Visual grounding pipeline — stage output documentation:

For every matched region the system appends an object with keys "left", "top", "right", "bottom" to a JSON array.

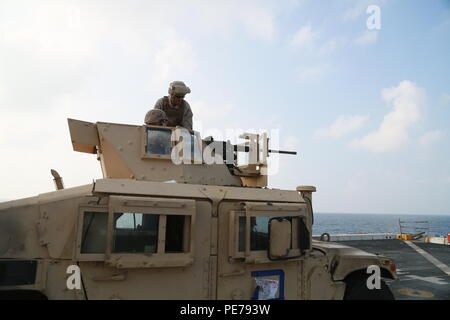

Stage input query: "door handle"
[
  {"left": 220, "top": 270, "right": 245, "bottom": 278},
  {"left": 92, "top": 273, "right": 127, "bottom": 281}
]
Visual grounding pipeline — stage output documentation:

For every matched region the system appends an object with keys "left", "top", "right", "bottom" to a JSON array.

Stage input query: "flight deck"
[{"left": 338, "top": 239, "right": 450, "bottom": 300}]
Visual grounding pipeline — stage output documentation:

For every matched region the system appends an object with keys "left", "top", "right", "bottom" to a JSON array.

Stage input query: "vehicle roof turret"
[{"left": 68, "top": 118, "right": 296, "bottom": 187}]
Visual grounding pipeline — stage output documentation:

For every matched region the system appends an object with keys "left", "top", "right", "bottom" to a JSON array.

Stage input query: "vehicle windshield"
[{"left": 146, "top": 128, "right": 172, "bottom": 155}]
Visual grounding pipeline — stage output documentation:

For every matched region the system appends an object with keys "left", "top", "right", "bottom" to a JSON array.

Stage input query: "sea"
[{"left": 313, "top": 213, "right": 450, "bottom": 237}]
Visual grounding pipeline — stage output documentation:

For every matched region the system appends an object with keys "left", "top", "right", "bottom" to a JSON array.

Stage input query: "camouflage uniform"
[
  {"left": 154, "top": 96, "right": 193, "bottom": 131},
  {"left": 150, "top": 81, "right": 193, "bottom": 131}
]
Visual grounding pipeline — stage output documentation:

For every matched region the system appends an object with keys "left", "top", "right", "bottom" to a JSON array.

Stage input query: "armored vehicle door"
[
  {"left": 75, "top": 195, "right": 214, "bottom": 299},
  {"left": 217, "top": 201, "right": 311, "bottom": 300}
]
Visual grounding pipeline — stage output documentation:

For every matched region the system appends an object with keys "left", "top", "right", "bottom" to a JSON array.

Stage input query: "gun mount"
[{"left": 68, "top": 119, "right": 296, "bottom": 188}]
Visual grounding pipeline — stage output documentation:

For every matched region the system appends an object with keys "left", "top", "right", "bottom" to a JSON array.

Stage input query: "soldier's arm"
[
  {"left": 183, "top": 102, "right": 193, "bottom": 131},
  {"left": 154, "top": 98, "right": 164, "bottom": 110},
  {"left": 144, "top": 98, "right": 164, "bottom": 124}
]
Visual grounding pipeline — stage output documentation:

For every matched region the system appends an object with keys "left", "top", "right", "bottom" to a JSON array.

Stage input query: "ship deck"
[{"left": 340, "top": 239, "right": 450, "bottom": 300}]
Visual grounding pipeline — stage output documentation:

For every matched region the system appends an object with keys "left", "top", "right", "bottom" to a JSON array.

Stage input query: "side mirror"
[{"left": 268, "top": 218, "right": 292, "bottom": 260}]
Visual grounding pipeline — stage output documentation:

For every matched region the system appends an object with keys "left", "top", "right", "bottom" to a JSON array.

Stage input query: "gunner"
[{"left": 148, "top": 81, "right": 193, "bottom": 131}]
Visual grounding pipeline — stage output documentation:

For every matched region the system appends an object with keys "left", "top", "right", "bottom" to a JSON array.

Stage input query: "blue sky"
[{"left": 0, "top": 0, "right": 449, "bottom": 214}]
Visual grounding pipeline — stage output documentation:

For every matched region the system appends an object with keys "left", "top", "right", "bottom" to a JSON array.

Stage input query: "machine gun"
[
  {"left": 203, "top": 133, "right": 297, "bottom": 186},
  {"left": 204, "top": 133, "right": 297, "bottom": 165}
]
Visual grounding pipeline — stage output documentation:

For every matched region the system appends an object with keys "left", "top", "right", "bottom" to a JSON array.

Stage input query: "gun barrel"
[
  {"left": 234, "top": 145, "right": 250, "bottom": 152},
  {"left": 268, "top": 149, "right": 297, "bottom": 155}
]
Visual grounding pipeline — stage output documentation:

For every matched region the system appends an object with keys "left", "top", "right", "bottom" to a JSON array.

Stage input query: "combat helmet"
[
  {"left": 144, "top": 109, "right": 169, "bottom": 125},
  {"left": 168, "top": 81, "right": 191, "bottom": 97}
]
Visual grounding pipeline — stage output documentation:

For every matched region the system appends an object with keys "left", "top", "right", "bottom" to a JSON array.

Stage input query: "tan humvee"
[{"left": 0, "top": 119, "right": 397, "bottom": 300}]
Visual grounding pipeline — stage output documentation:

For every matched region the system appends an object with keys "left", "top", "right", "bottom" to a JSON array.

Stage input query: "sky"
[{"left": 0, "top": 0, "right": 449, "bottom": 215}]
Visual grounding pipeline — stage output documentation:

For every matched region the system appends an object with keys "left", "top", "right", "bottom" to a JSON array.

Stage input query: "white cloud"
[
  {"left": 352, "top": 80, "right": 426, "bottom": 153},
  {"left": 0, "top": 0, "right": 292, "bottom": 113},
  {"left": 343, "top": 171, "right": 371, "bottom": 200},
  {"left": 418, "top": 130, "right": 445, "bottom": 148},
  {"left": 441, "top": 93, "right": 450, "bottom": 105},
  {"left": 343, "top": 6, "right": 364, "bottom": 21},
  {"left": 0, "top": 4, "right": 99, "bottom": 110},
  {"left": 354, "top": 30, "right": 378, "bottom": 46},
  {"left": 319, "top": 39, "right": 338, "bottom": 55},
  {"left": 186, "top": 0, "right": 288, "bottom": 42},
  {"left": 241, "top": 7, "right": 275, "bottom": 42},
  {"left": 0, "top": 3, "right": 98, "bottom": 63},
  {"left": 153, "top": 39, "right": 197, "bottom": 83},
  {"left": 192, "top": 101, "right": 235, "bottom": 123},
  {"left": 0, "top": 85, "right": 6, "bottom": 101},
  {"left": 283, "top": 135, "right": 299, "bottom": 151},
  {"left": 299, "top": 64, "right": 330, "bottom": 81},
  {"left": 315, "top": 115, "right": 369, "bottom": 139},
  {"left": 289, "top": 24, "right": 343, "bottom": 57},
  {"left": 289, "top": 24, "right": 318, "bottom": 49},
  {"left": 0, "top": 107, "right": 103, "bottom": 200},
  {"left": 343, "top": 0, "right": 386, "bottom": 21}
]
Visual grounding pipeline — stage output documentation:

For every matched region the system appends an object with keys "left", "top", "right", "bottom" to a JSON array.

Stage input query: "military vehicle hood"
[{"left": 312, "top": 240, "right": 397, "bottom": 281}]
